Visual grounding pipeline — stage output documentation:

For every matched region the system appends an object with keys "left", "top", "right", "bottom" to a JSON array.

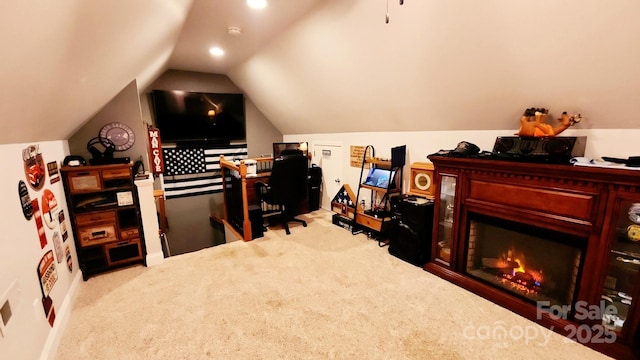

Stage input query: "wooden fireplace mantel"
[{"left": 425, "top": 155, "right": 640, "bottom": 359}]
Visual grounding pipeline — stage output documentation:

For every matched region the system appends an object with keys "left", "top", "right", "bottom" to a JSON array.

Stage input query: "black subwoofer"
[
  {"left": 388, "top": 196, "right": 434, "bottom": 267},
  {"left": 308, "top": 165, "right": 322, "bottom": 211},
  {"left": 249, "top": 205, "right": 264, "bottom": 239}
]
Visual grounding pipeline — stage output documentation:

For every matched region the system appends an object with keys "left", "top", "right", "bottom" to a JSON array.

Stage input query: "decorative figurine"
[{"left": 516, "top": 107, "right": 582, "bottom": 137}]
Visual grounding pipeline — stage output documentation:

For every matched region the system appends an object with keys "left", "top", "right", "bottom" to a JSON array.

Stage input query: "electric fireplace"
[
  {"left": 465, "top": 214, "right": 585, "bottom": 316},
  {"left": 425, "top": 155, "right": 640, "bottom": 359}
]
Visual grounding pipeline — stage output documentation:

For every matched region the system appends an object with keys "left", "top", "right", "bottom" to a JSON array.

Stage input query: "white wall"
[
  {"left": 68, "top": 80, "right": 150, "bottom": 171},
  {"left": 286, "top": 128, "right": 640, "bottom": 200},
  {"left": 0, "top": 141, "right": 80, "bottom": 360}
]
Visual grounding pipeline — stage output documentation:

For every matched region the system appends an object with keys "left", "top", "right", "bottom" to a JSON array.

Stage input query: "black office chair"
[{"left": 256, "top": 151, "right": 308, "bottom": 235}]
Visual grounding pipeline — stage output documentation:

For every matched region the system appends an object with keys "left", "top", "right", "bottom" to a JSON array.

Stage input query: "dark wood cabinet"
[
  {"left": 61, "top": 163, "right": 145, "bottom": 280},
  {"left": 425, "top": 155, "right": 640, "bottom": 359}
]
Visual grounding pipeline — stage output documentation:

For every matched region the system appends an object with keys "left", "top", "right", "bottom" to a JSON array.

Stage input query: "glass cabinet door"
[
  {"left": 599, "top": 197, "right": 640, "bottom": 341},
  {"left": 436, "top": 175, "right": 456, "bottom": 266}
]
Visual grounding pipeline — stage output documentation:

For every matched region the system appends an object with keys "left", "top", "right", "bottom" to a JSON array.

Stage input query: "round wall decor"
[{"left": 99, "top": 122, "right": 135, "bottom": 151}]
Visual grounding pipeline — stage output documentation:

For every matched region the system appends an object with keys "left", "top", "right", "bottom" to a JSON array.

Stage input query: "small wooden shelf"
[
  {"left": 359, "top": 184, "right": 400, "bottom": 193},
  {"left": 366, "top": 157, "right": 392, "bottom": 168}
]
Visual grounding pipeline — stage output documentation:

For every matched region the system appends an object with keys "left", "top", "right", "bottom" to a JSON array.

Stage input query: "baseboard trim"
[
  {"left": 146, "top": 251, "right": 165, "bottom": 267},
  {"left": 39, "top": 271, "right": 82, "bottom": 360}
]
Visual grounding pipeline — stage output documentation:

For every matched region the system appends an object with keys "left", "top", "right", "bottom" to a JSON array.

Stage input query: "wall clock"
[
  {"left": 99, "top": 122, "right": 135, "bottom": 151},
  {"left": 408, "top": 162, "right": 435, "bottom": 198}
]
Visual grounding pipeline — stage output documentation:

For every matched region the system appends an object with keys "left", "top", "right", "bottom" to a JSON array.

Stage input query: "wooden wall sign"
[
  {"left": 147, "top": 127, "right": 164, "bottom": 174},
  {"left": 350, "top": 145, "right": 372, "bottom": 168}
]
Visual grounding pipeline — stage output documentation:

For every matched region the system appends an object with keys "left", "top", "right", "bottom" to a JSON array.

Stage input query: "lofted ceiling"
[
  {"left": 1, "top": 0, "right": 640, "bottom": 145},
  {"left": 168, "top": 0, "right": 323, "bottom": 75}
]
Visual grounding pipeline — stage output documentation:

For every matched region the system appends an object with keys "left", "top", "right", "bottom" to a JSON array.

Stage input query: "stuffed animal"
[{"left": 516, "top": 107, "right": 581, "bottom": 137}]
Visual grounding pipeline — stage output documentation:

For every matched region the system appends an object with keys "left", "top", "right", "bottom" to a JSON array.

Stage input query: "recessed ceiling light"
[
  {"left": 209, "top": 47, "right": 224, "bottom": 57},
  {"left": 247, "top": 0, "right": 267, "bottom": 9}
]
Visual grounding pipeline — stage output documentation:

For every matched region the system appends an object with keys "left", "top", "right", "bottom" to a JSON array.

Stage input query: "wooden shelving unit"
[
  {"left": 61, "top": 163, "right": 145, "bottom": 280},
  {"left": 352, "top": 146, "right": 405, "bottom": 243}
]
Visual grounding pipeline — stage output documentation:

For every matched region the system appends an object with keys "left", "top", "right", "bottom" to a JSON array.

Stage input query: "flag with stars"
[
  {"left": 163, "top": 147, "right": 206, "bottom": 176},
  {"left": 332, "top": 185, "right": 355, "bottom": 208},
  {"left": 162, "top": 143, "right": 247, "bottom": 199}
]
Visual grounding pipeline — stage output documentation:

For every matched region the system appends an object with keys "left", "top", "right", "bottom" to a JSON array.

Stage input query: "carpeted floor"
[{"left": 55, "top": 210, "right": 612, "bottom": 359}]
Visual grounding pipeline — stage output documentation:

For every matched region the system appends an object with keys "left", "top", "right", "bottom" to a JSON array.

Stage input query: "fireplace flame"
[
  {"left": 500, "top": 250, "right": 544, "bottom": 293},
  {"left": 512, "top": 258, "right": 525, "bottom": 276}
]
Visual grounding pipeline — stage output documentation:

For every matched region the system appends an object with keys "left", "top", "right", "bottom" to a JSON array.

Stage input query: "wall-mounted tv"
[
  {"left": 273, "top": 142, "right": 308, "bottom": 158},
  {"left": 150, "top": 90, "right": 246, "bottom": 144}
]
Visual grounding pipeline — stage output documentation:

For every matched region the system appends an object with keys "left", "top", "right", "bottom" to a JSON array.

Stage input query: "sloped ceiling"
[
  {"left": 228, "top": 0, "right": 640, "bottom": 134},
  {"left": 169, "top": 0, "right": 323, "bottom": 75},
  {"left": 1, "top": 0, "right": 640, "bottom": 145},
  {"left": 0, "top": 0, "right": 192, "bottom": 144}
]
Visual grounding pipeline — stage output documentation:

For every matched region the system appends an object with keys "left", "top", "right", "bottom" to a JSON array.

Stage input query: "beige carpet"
[{"left": 55, "top": 210, "right": 611, "bottom": 359}]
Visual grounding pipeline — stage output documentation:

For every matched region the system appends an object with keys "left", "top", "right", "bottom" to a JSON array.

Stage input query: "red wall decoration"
[{"left": 147, "top": 127, "right": 164, "bottom": 174}]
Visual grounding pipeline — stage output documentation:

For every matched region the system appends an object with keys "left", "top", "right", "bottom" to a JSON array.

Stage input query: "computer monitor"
[
  {"left": 273, "top": 142, "right": 308, "bottom": 159},
  {"left": 363, "top": 168, "right": 396, "bottom": 189},
  {"left": 391, "top": 145, "right": 406, "bottom": 169}
]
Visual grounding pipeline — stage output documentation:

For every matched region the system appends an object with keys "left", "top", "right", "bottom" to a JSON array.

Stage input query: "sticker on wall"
[
  {"left": 22, "top": 144, "right": 46, "bottom": 191},
  {"left": 65, "top": 244, "right": 73, "bottom": 272},
  {"left": 58, "top": 210, "right": 68, "bottom": 241},
  {"left": 37, "top": 250, "right": 58, "bottom": 327},
  {"left": 31, "top": 199, "right": 47, "bottom": 248},
  {"left": 47, "top": 161, "right": 60, "bottom": 184},
  {"left": 18, "top": 180, "right": 33, "bottom": 220},
  {"left": 41, "top": 189, "right": 58, "bottom": 229},
  {"left": 52, "top": 231, "right": 63, "bottom": 264}
]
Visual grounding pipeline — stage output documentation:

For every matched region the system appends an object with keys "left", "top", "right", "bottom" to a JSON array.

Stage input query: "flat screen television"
[
  {"left": 150, "top": 90, "right": 246, "bottom": 144},
  {"left": 273, "top": 142, "right": 308, "bottom": 158},
  {"left": 363, "top": 168, "right": 396, "bottom": 189}
]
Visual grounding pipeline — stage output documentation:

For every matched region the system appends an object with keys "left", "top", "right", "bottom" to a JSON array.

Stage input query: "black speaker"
[
  {"left": 388, "top": 196, "right": 434, "bottom": 267},
  {"left": 492, "top": 136, "right": 586, "bottom": 163},
  {"left": 87, "top": 137, "right": 115, "bottom": 159},
  {"left": 249, "top": 205, "right": 264, "bottom": 239},
  {"left": 308, "top": 165, "right": 322, "bottom": 211}
]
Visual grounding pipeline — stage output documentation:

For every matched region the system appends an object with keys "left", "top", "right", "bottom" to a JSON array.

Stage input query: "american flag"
[
  {"left": 332, "top": 185, "right": 355, "bottom": 207},
  {"left": 162, "top": 143, "right": 247, "bottom": 199}
]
